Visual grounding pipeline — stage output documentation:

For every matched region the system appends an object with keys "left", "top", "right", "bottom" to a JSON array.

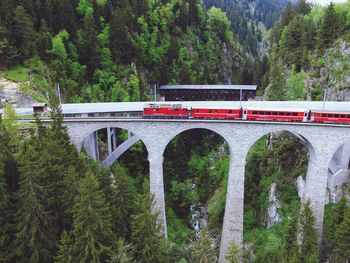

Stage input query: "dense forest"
[
  {"left": 0, "top": 0, "right": 254, "bottom": 103},
  {"left": 1, "top": 0, "right": 350, "bottom": 262}
]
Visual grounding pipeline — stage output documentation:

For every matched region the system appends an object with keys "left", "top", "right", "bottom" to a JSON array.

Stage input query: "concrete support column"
[
  {"left": 303, "top": 158, "right": 329, "bottom": 243},
  {"left": 340, "top": 142, "right": 350, "bottom": 169},
  {"left": 219, "top": 150, "right": 246, "bottom": 262},
  {"left": 83, "top": 131, "right": 99, "bottom": 160},
  {"left": 112, "top": 128, "right": 117, "bottom": 151},
  {"left": 107, "top": 127, "right": 112, "bottom": 155},
  {"left": 148, "top": 152, "right": 167, "bottom": 238}
]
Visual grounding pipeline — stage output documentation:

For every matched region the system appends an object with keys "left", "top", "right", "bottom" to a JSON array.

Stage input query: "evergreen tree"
[
  {"left": 225, "top": 241, "right": 241, "bottom": 263},
  {"left": 267, "top": 59, "right": 285, "bottom": 100},
  {"left": 294, "top": 0, "right": 311, "bottom": 15},
  {"left": 78, "top": 12, "right": 99, "bottom": 78},
  {"left": 54, "top": 230, "right": 73, "bottom": 263},
  {"left": 191, "top": 228, "right": 216, "bottom": 263},
  {"left": 334, "top": 206, "right": 350, "bottom": 262},
  {"left": 15, "top": 139, "right": 54, "bottom": 262},
  {"left": 281, "top": 2, "right": 295, "bottom": 27},
  {"left": 0, "top": 125, "right": 9, "bottom": 262},
  {"left": 109, "top": 239, "right": 135, "bottom": 263},
  {"left": 131, "top": 179, "right": 165, "bottom": 263},
  {"left": 299, "top": 201, "right": 319, "bottom": 263},
  {"left": 72, "top": 171, "right": 113, "bottom": 262},
  {"left": 12, "top": 5, "right": 36, "bottom": 61},
  {"left": 111, "top": 165, "right": 134, "bottom": 240},
  {"left": 0, "top": 106, "right": 20, "bottom": 262},
  {"left": 319, "top": 3, "right": 337, "bottom": 48},
  {"left": 283, "top": 214, "right": 299, "bottom": 262}
]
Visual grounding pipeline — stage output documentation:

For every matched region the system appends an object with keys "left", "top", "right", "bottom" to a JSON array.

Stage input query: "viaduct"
[{"left": 17, "top": 101, "right": 350, "bottom": 262}]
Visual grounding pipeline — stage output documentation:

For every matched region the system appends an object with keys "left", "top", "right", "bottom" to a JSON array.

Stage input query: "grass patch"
[
  {"left": 0, "top": 66, "right": 30, "bottom": 82},
  {"left": 20, "top": 83, "right": 47, "bottom": 103}
]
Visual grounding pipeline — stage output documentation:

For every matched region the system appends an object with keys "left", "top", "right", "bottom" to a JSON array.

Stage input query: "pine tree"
[
  {"left": 0, "top": 137, "right": 9, "bottom": 262},
  {"left": 225, "top": 241, "right": 241, "bottom": 263},
  {"left": 267, "top": 60, "right": 285, "bottom": 101},
  {"left": 284, "top": 214, "right": 299, "bottom": 262},
  {"left": 131, "top": 179, "right": 166, "bottom": 263},
  {"left": 111, "top": 165, "right": 134, "bottom": 240},
  {"left": 191, "top": 228, "right": 216, "bottom": 263},
  {"left": 334, "top": 206, "right": 350, "bottom": 262},
  {"left": 54, "top": 230, "right": 73, "bottom": 263},
  {"left": 281, "top": 2, "right": 295, "bottom": 27},
  {"left": 15, "top": 140, "right": 54, "bottom": 262},
  {"left": 12, "top": 5, "right": 36, "bottom": 61},
  {"left": 109, "top": 239, "right": 135, "bottom": 263},
  {"left": 299, "top": 201, "right": 319, "bottom": 263},
  {"left": 294, "top": 0, "right": 311, "bottom": 15},
  {"left": 319, "top": 2, "right": 337, "bottom": 48},
  {"left": 72, "top": 171, "right": 113, "bottom": 262}
]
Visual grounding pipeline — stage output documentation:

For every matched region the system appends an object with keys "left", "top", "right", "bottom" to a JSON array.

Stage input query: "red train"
[{"left": 143, "top": 104, "right": 350, "bottom": 124}]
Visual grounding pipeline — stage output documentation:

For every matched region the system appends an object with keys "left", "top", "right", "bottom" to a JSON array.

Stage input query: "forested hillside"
[
  {"left": 263, "top": 1, "right": 350, "bottom": 100},
  {"left": 0, "top": 0, "right": 251, "bottom": 103},
  {"left": 202, "top": 0, "right": 288, "bottom": 56},
  {"left": 1, "top": 0, "right": 350, "bottom": 262}
]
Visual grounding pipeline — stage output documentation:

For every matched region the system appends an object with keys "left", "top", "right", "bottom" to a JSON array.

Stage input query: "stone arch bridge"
[{"left": 58, "top": 117, "right": 350, "bottom": 262}]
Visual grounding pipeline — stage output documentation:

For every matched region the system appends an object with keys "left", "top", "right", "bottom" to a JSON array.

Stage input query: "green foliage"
[
  {"left": 110, "top": 164, "right": 134, "bottom": 240},
  {"left": 225, "top": 241, "right": 241, "bottom": 263},
  {"left": 109, "top": 239, "right": 135, "bottom": 263},
  {"left": 285, "top": 67, "right": 306, "bottom": 100},
  {"left": 190, "top": 228, "right": 216, "bottom": 263},
  {"left": 54, "top": 231, "right": 73, "bottom": 263},
  {"left": 166, "top": 208, "right": 192, "bottom": 247},
  {"left": 15, "top": 139, "right": 54, "bottom": 262},
  {"left": 72, "top": 171, "right": 113, "bottom": 262},
  {"left": 131, "top": 179, "right": 166, "bottom": 263},
  {"left": 334, "top": 205, "right": 350, "bottom": 261},
  {"left": 299, "top": 201, "right": 319, "bottom": 263},
  {"left": 51, "top": 30, "right": 70, "bottom": 60}
]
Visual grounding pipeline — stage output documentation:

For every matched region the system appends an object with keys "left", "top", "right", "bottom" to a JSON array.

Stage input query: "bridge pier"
[
  {"left": 219, "top": 147, "right": 248, "bottom": 263},
  {"left": 83, "top": 131, "right": 99, "bottom": 160},
  {"left": 303, "top": 141, "right": 338, "bottom": 244},
  {"left": 148, "top": 152, "right": 167, "bottom": 237}
]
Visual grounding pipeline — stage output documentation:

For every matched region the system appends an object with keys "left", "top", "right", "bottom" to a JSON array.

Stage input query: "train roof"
[
  {"left": 191, "top": 106, "right": 241, "bottom": 109},
  {"left": 160, "top": 85, "right": 258, "bottom": 91},
  {"left": 6, "top": 101, "right": 350, "bottom": 116},
  {"left": 310, "top": 109, "right": 350, "bottom": 113},
  {"left": 243, "top": 107, "right": 308, "bottom": 112}
]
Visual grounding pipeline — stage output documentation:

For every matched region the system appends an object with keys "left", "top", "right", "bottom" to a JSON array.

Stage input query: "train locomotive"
[{"left": 142, "top": 104, "right": 350, "bottom": 124}]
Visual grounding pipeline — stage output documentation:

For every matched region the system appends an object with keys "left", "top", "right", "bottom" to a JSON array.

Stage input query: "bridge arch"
[
  {"left": 327, "top": 140, "right": 350, "bottom": 203},
  {"left": 80, "top": 125, "right": 147, "bottom": 160},
  {"left": 162, "top": 128, "right": 232, "bottom": 245}
]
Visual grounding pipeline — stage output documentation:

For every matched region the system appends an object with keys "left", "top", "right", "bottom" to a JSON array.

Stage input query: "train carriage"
[
  {"left": 243, "top": 108, "right": 308, "bottom": 122},
  {"left": 310, "top": 110, "right": 350, "bottom": 124},
  {"left": 191, "top": 107, "right": 241, "bottom": 119}
]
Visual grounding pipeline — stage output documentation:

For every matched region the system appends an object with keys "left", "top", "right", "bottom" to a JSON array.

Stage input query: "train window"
[
  {"left": 341, "top": 115, "right": 345, "bottom": 118},
  {"left": 334, "top": 114, "right": 339, "bottom": 118},
  {"left": 253, "top": 111, "right": 257, "bottom": 114},
  {"left": 293, "top": 113, "right": 297, "bottom": 116},
  {"left": 153, "top": 109, "right": 158, "bottom": 112},
  {"left": 273, "top": 112, "right": 277, "bottom": 115},
  {"left": 228, "top": 110, "right": 232, "bottom": 113},
  {"left": 286, "top": 112, "right": 291, "bottom": 116},
  {"left": 322, "top": 114, "right": 326, "bottom": 117},
  {"left": 260, "top": 112, "right": 264, "bottom": 115}
]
